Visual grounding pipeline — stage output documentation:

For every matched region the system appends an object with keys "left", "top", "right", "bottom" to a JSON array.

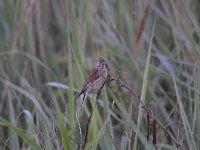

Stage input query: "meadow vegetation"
[{"left": 0, "top": 0, "right": 200, "bottom": 149}]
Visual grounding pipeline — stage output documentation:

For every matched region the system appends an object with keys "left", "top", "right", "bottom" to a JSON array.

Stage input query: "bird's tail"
[{"left": 81, "top": 93, "right": 88, "bottom": 106}]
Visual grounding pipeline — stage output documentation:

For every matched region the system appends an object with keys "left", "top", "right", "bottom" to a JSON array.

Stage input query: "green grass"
[{"left": 0, "top": 0, "right": 200, "bottom": 150}]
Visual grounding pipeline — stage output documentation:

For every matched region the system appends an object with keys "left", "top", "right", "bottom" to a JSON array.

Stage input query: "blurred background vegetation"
[{"left": 0, "top": 0, "right": 200, "bottom": 149}]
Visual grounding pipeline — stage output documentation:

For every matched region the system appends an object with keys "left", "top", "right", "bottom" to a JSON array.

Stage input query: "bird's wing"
[
  {"left": 86, "top": 69, "right": 100, "bottom": 83},
  {"left": 76, "top": 69, "right": 100, "bottom": 99}
]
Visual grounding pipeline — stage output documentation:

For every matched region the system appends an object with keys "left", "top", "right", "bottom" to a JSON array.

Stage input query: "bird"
[{"left": 76, "top": 57, "right": 108, "bottom": 105}]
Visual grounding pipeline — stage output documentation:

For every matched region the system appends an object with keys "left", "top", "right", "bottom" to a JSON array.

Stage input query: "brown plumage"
[{"left": 76, "top": 57, "right": 108, "bottom": 105}]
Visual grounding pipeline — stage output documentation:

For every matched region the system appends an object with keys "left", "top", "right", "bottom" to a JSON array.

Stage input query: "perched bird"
[{"left": 76, "top": 57, "right": 108, "bottom": 105}]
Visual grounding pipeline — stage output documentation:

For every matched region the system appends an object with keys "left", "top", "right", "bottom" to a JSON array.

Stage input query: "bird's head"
[{"left": 94, "top": 57, "right": 107, "bottom": 70}]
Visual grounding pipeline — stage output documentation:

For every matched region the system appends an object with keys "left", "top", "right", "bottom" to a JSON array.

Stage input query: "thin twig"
[
  {"left": 153, "top": 119, "right": 157, "bottom": 145},
  {"left": 81, "top": 113, "right": 92, "bottom": 149},
  {"left": 80, "top": 93, "right": 100, "bottom": 149},
  {"left": 106, "top": 77, "right": 182, "bottom": 148},
  {"left": 155, "top": 117, "right": 181, "bottom": 149},
  {"left": 107, "top": 77, "right": 151, "bottom": 114},
  {"left": 96, "top": 79, "right": 107, "bottom": 100},
  {"left": 147, "top": 114, "right": 150, "bottom": 141}
]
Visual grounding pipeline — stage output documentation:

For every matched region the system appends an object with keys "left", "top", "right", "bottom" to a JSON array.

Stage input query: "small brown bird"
[{"left": 76, "top": 57, "right": 108, "bottom": 105}]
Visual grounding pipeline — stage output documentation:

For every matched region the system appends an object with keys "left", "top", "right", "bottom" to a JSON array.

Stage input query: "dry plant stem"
[
  {"left": 147, "top": 114, "right": 150, "bottom": 141},
  {"left": 96, "top": 80, "right": 107, "bottom": 100},
  {"left": 155, "top": 118, "right": 182, "bottom": 149},
  {"left": 81, "top": 112, "right": 92, "bottom": 149},
  {"left": 106, "top": 77, "right": 182, "bottom": 148},
  {"left": 128, "top": 101, "right": 134, "bottom": 149},
  {"left": 153, "top": 119, "right": 157, "bottom": 145},
  {"left": 80, "top": 98, "right": 99, "bottom": 149}
]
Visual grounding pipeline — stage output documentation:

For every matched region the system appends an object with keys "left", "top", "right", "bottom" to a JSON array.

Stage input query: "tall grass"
[{"left": 0, "top": 0, "right": 199, "bottom": 150}]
